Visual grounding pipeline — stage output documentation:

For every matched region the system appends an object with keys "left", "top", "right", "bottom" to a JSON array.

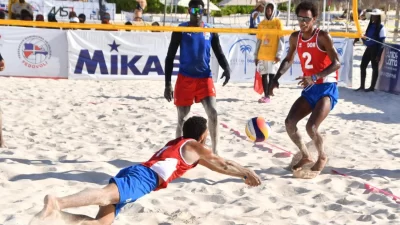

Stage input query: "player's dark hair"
[
  {"left": 188, "top": 0, "right": 205, "bottom": 8},
  {"left": 295, "top": 1, "right": 318, "bottom": 18},
  {"left": 183, "top": 116, "right": 207, "bottom": 141}
]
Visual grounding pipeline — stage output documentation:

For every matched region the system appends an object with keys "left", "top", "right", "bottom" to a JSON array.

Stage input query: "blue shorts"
[
  {"left": 301, "top": 83, "right": 339, "bottom": 110},
  {"left": 109, "top": 164, "right": 159, "bottom": 216}
]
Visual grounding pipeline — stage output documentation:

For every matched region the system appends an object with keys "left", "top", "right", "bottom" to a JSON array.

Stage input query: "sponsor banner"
[
  {"left": 42, "top": 1, "right": 116, "bottom": 22},
  {"left": 0, "top": 26, "right": 68, "bottom": 78},
  {"left": 0, "top": 0, "right": 116, "bottom": 21},
  {"left": 67, "top": 30, "right": 180, "bottom": 80},
  {"left": 377, "top": 44, "right": 400, "bottom": 94},
  {"left": 214, "top": 34, "right": 353, "bottom": 86}
]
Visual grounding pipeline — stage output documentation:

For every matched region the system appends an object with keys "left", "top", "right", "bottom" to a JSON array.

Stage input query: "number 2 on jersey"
[{"left": 302, "top": 52, "right": 313, "bottom": 69}]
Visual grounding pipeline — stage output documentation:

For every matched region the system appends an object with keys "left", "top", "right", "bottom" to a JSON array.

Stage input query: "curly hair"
[
  {"left": 183, "top": 116, "right": 207, "bottom": 141},
  {"left": 188, "top": 0, "right": 205, "bottom": 8},
  {"left": 295, "top": 1, "right": 318, "bottom": 18}
]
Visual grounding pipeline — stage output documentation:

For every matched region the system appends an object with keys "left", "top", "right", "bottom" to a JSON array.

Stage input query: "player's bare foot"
[
  {"left": 292, "top": 157, "right": 314, "bottom": 171},
  {"left": 310, "top": 156, "right": 328, "bottom": 171},
  {"left": 39, "top": 195, "right": 60, "bottom": 219}
]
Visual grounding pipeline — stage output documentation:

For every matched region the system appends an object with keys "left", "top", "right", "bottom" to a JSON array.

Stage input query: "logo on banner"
[
  {"left": 333, "top": 42, "right": 344, "bottom": 56},
  {"left": 74, "top": 39, "right": 179, "bottom": 75},
  {"left": 18, "top": 35, "right": 51, "bottom": 69},
  {"left": 228, "top": 39, "right": 256, "bottom": 74}
]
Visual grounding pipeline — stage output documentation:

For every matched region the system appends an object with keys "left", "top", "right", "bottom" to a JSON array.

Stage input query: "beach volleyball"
[{"left": 245, "top": 117, "right": 272, "bottom": 142}]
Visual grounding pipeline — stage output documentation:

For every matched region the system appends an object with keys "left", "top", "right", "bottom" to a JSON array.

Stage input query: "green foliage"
[
  {"left": 210, "top": 5, "right": 254, "bottom": 16},
  {"left": 277, "top": 2, "right": 295, "bottom": 12},
  {"left": 106, "top": 0, "right": 187, "bottom": 13}
]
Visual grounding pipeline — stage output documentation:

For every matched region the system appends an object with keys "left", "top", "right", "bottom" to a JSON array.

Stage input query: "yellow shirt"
[{"left": 256, "top": 18, "right": 283, "bottom": 61}]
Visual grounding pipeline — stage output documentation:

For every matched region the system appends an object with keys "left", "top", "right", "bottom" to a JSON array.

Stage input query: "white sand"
[{"left": 0, "top": 44, "right": 399, "bottom": 225}]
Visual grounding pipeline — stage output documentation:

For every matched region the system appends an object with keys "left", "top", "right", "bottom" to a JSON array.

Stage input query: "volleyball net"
[{"left": 0, "top": 0, "right": 370, "bottom": 39}]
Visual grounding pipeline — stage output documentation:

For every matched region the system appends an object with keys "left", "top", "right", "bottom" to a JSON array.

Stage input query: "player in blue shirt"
[{"left": 164, "top": 0, "right": 230, "bottom": 155}]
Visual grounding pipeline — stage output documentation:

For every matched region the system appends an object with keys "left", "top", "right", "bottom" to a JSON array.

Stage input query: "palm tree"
[{"left": 240, "top": 44, "right": 252, "bottom": 74}]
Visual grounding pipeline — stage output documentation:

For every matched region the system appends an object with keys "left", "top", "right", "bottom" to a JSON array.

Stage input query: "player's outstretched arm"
[
  {"left": 315, "top": 31, "right": 341, "bottom": 79},
  {"left": 211, "top": 33, "right": 231, "bottom": 86},
  {"left": 185, "top": 141, "right": 261, "bottom": 187},
  {"left": 164, "top": 32, "right": 182, "bottom": 102}
]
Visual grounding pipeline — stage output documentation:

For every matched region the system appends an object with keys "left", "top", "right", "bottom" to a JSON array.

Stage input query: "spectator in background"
[
  {"left": 0, "top": 11, "right": 5, "bottom": 20},
  {"left": 48, "top": 13, "right": 57, "bottom": 22},
  {"left": 134, "top": 17, "right": 144, "bottom": 22},
  {"left": 152, "top": 21, "right": 160, "bottom": 32},
  {"left": 78, "top": 13, "right": 86, "bottom": 23},
  {"left": 70, "top": 17, "right": 79, "bottom": 23},
  {"left": 355, "top": 9, "right": 386, "bottom": 92},
  {"left": 134, "top": 0, "right": 146, "bottom": 23},
  {"left": 69, "top": 11, "right": 77, "bottom": 20},
  {"left": 11, "top": 0, "right": 33, "bottom": 19},
  {"left": 46, "top": 13, "right": 59, "bottom": 29},
  {"left": 254, "top": 1, "right": 284, "bottom": 103},
  {"left": 20, "top": 9, "right": 33, "bottom": 21},
  {"left": 101, "top": 12, "right": 111, "bottom": 24},
  {"left": 249, "top": 0, "right": 265, "bottom": 30},
  {"left": 35, "top": 14, "right": 44, "bottom": 21}
]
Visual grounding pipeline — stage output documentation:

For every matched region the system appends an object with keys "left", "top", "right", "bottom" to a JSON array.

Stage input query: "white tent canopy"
[{"left": 159, "top": 0, "right": 221, "bottom": 11}]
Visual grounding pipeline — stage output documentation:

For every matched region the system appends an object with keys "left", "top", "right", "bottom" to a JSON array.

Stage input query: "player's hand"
[
  {"left": 269, "top": 78, "right": 279, "bottom": 96},
  {"left": 274, "top": 57, "right": 280, "bottom": 64},
  {"left": 0, "top": 60, "right": 4, "bottom": 72},
  {"left": 255, "top": 59, "right": 259, "bottom": 66},
  {"left": 220, "top": 70, "right": 230, "bottom": 86},
  {"left": 243, "top": 169, "right": 261, "bottom": 187},
  {"left": 164, "top": 84, "right": 173, "bottom": 102},
  {"left": 296, "top": 76, "right": 314, "bottom": 88}
]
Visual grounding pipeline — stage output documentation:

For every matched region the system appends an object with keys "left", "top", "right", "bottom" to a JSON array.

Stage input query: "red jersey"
[
  {"left": 142, "top": 137, "right": 199, "bottom": 190},
  {"left": 296, "top": 28, "right": 338, "bottom": 84}
]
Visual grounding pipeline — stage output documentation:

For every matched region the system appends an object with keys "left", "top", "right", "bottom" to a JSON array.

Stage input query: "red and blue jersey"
[
  {"left": 142, "top": 137, "right": 199, "bottom": 190},
  {"left": 178, "top": 22, "right": 213, "bottom": 78}
]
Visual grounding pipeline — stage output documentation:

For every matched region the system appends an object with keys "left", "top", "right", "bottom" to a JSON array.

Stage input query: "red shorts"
[{"left": 174, "top": 74, "right": 216, "bottom": 106}]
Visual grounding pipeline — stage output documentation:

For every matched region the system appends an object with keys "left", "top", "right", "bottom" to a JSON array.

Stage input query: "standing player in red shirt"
[
  {"left": 269, "top": 1, "right": 341, "bottom": 178},
  {"left": 31, "top": 116, "right": 261, "bottom": 225}
]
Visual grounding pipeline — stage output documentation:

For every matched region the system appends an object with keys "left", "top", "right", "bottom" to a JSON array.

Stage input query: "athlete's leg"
[
  {"left": 34, "top": 196, "right": 115, "bottom": 225},
  {"left": 285, "top": 97, "right": 313, "bottom": 170},
  {"left": 38, "top": 183, "right": 119, "bottom": 218},
  {"left": 306, "top": 97, "right": 331, "bottom": 171},
  {"left": 176, "top": 106, "right": 191, "bottom": 138},
  {"left": 201, "top": 96, "right": 219, "bottom": 155},
  {"left": 174, "top": 74, "right": 195, "bottom": 138},
  {"left": 357, "top": 47, "right": 372, "bottom": 91}
]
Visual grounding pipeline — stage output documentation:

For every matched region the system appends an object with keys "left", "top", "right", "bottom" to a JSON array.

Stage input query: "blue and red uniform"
[
  {"left": 296, "top": 28, "right": 339, "bottom": 110},
  {"left": 164, "top": 22, "right": 229, "bottom": 106},
  {"left": 174, "top": 22, "right": 215, "bottom": 106},
  {"left": 109, "top": 137, "right": 198, "bottom": 216}
]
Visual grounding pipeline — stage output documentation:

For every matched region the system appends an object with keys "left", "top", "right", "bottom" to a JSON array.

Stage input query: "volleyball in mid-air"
[{"left": 245, "top": 117, "right": 272, "bottom": 142}]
